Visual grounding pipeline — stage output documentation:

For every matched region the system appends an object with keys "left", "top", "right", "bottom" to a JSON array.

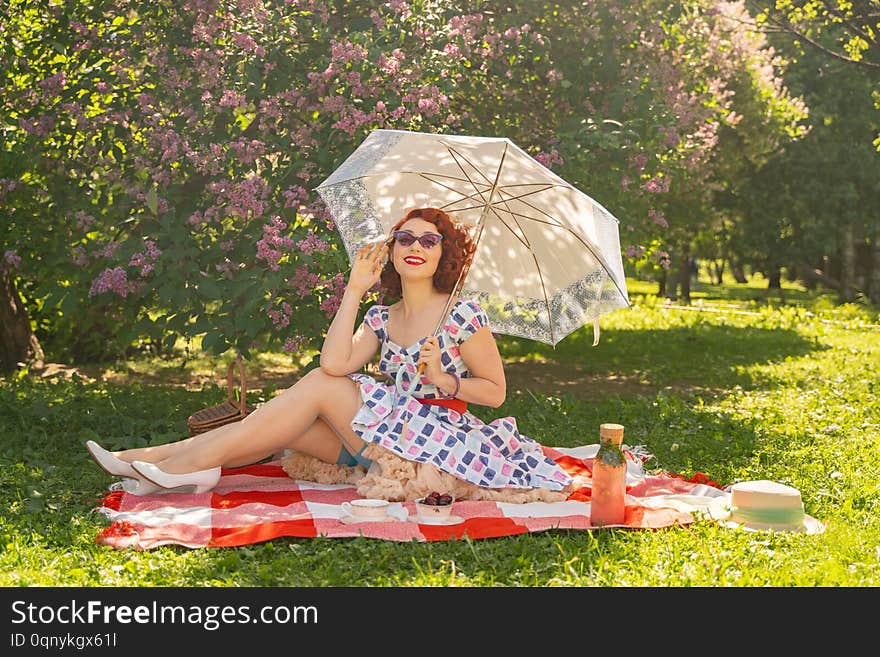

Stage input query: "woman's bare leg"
[
  {"left": 111, "top": 422, "right": 240, "bottom": 465},
  {"left": 132, "top": 368, "right": 367, "bottom": 474},
  {"left": 216, "top": 416, "right": 350, "bottom": 469}
]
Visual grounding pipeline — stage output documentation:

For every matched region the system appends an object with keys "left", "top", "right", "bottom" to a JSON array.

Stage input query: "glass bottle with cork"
[{"left": 590, "top": 423, "right": 626, "bottom": 526}]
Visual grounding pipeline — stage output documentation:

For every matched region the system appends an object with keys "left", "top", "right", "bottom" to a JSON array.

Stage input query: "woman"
[{"left": 85, "top": 207, "right": 572, "bottom": 495}]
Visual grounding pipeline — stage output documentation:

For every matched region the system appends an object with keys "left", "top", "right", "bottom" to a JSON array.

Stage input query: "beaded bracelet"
[{"left": 441, "top": 372, "right": 460, "bottom": 399}]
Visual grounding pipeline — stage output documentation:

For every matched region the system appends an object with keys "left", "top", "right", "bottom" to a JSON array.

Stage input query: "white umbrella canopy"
[{"left": 316, "top": 129, "right": 629, "bottom": 346}]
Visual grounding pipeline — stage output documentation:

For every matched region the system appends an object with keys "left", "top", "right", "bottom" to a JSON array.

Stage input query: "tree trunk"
[
  {"left": 730, "top": 260, "right": 748, "bottom": 284},
  {"left": 678, "top": 251, "right": 691, "bottom": 304},
  {"left": 664, "top": 263, "right": 678, "bottom": 299},
  {"left": 839, "top": 224, "right": 856, "bottom": 303},
  {"left": 713, "top": 259, "right": 724, "bottom": 285},
  {"left": 870, "top": 239, "right": 880, "bottom": 304},
  {"left": 763, "top": 267, "right": 786, "bottom": 303},
  {"left": 865, "top": 235, "right": 880, "bottom": 304},
  {"left": 0, "top": 270, "right": 44, "bottom": 373}
]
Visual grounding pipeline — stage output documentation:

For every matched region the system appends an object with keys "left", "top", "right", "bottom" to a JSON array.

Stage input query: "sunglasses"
[{"left": 392, "top": 230, "right": 443, "bottom": 249}]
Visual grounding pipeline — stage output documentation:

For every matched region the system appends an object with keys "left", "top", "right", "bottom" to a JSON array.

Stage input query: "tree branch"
[
  {"left": 772, "top": 20, "right": 880, "bottom": 68},
  {"left": 824, "top": 5, "right": 880, "bottom": 50},
  {"left": 743, "top": 2, "right": 880, "bottom": 69}
]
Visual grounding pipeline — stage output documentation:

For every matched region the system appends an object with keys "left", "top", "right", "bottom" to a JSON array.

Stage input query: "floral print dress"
[{"left": 348, "top": 298, "right": 573, "bottom": 491}]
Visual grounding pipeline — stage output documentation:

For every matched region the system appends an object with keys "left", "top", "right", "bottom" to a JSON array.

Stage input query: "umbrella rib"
[
  {"left": 494, "top": 187, "right": 572, "bottom": 228},
  {"left": 484, "top": 185, "right": 558, "bottom": 341},
  {"left": 530, "top": 249, "right": 555, "bottom": 345},
  {"left": 317, "top": 170, "right": 490, "bottom": 188},
  {"left": 445, "top": 148, "right": 497, "bottom": 208},
  {"left": 493, "top": 182, "right": 570, "bottom": 189},
  {"left": 514, "top": 210, "right": 629, "bottom": 303},
  {"left": 490, "top": 195, "right": 557, "bottom": 343},
  {"left": 438, "top": 183, "right": 565, "bottom": 228},
  {"left": 428, "top": 144, "right": 506, "bottom": 337},
  {"left": 491, "top": 190, "right": 618, "bottom": 267},
  {"left": 491, "top": 202, "right": 625, "bottom": 334},
  {"left": 484, "top": 205, "right": 531, "bottom": 249},
  {"left": 445, "top": 184, "right": 559, "bottom": 214},
  {"left": 410, "top": 172, "right": 569, "bottom": 201},
  {"left": 491, "top": 184, "right": 557, "bottom": 204},
  {"left": 488, "top": 185, "right": 566, "bottom": 245},
  {"left": 416, "top": 173, "right": 492, "bottom": 211},
  {"left": 437, "top": 141, "right": 520, "bottom": 224},
  {"left": 416, "top": 144, "right": 502, "bottom": 213},
  {"left": 488, "top": 208, "right": 564, "bottom": 227},
  {"left": 441, "top": 143, "right": 500, "bottom": 188},
  {"left": 409, "top": 171, "right": 492, "bottom": 186},
  {"left": 491, "top": 188, "right": 630, "bottom": 305},
  {"left": 447, "top": 178, "right": 595, "bottom": 254}
]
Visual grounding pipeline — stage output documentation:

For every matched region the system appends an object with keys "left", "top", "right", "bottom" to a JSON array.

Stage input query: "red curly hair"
[{"left": 379, "top": 207, "right": 477, "bottom": 301}]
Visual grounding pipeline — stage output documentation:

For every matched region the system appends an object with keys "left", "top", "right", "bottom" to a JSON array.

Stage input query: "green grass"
[{"left": 1, "top": 277, "right": 878, "bottom": 587}]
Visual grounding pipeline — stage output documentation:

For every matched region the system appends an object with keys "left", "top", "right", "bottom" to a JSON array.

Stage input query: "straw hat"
[{"left": 708, "top": 480, "right": 824, "bottom": 534}]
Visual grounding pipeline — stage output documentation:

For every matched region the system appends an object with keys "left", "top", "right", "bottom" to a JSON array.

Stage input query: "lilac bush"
[{"left": 0, "top": 0, "right": 804, "bottom": 363}]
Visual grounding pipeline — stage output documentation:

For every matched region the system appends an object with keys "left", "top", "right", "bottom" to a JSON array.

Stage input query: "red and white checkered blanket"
[{"left": 93, "top": 445, "right": 727, "bottom": 550}]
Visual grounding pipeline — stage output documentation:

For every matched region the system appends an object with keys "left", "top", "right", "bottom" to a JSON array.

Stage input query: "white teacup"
[
  {"left": 415, "top": 496, "right": 454, "bottom": 521},
  {"left": 342, "top": 498, "right": 390, "bottom": 519}
]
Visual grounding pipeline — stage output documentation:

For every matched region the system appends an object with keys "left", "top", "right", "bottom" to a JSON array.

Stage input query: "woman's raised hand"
[{"left": 348, "top": 240, "right": 389, "bottom": 295}]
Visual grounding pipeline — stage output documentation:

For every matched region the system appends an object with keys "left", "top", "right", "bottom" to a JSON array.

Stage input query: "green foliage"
[
  {"left": 718, "top": 22, "right": 880, "bottom": 296},
  {"left": 0, "top": 0, "right": 807, "bottom": 363},
  {"left": 747, "top": 0, "right": 880, "bottom": 151},
  {"left": 749, "top": 0, "right": 880, "bottom": 69},
  {"left": 1, "top": 282, "right": 877, "bottom": 587}
]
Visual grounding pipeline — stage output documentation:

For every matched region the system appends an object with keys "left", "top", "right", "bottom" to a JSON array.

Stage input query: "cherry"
[{"left": 420, "top": 491, "right": 452, "bottom": 506}]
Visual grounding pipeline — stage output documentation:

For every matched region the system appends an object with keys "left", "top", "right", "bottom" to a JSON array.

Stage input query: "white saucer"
[
  {"left": 340, "top": 515, "right": 391, "bottom": 525},
  {"left": 409, "top": 514, "right": 465, "bottom": 526},
  {"left": 339, "top": 508, "right": 408, "bottom": 524}
]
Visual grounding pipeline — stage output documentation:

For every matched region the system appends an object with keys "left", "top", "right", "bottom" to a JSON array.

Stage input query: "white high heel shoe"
[
  {"left": 108, "top": 478, "right": 166, "bottom": 496},
  {"left": 86, "top": 440, "right": 138, "bottom": 479},
  {"left": 130, "top": 461, "right": 221, "bottom": 494},
  {"left": 88, "top": 440, "right": 167, "bottom": 495}
]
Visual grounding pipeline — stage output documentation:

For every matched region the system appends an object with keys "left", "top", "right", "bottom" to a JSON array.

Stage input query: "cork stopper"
[{"left": 599, "top": 423, "right": 625, "bottom": 445}]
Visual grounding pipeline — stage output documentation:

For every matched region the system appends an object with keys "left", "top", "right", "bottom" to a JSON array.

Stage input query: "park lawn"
[{"left": 1, "top": 278, "right": 878, "bottom": 587}]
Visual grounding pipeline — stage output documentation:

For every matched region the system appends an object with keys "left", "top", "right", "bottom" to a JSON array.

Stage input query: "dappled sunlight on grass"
[
  {"left": 63, "top": 345, "right": 317, "bottom": 393},
  {"left": 498, "top": 300, "right": 826, "bottom": 395},
  {"left": 2, "top": 279, "right": 878, "bottom": 586}
]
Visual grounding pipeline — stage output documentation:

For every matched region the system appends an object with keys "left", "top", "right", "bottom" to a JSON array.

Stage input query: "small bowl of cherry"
[{"left": 415, "top": 491, "right": 455, "bottom": 520}]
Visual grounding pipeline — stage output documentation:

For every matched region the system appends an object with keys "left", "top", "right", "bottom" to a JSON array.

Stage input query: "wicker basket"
[{"left": 187, "top": 356, "right": 256, "bottom": 436}]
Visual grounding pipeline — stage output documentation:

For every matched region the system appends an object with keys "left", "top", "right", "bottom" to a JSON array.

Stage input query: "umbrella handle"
[{"left": 399, "top": 362, "right": 427, "bottom": 442}]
